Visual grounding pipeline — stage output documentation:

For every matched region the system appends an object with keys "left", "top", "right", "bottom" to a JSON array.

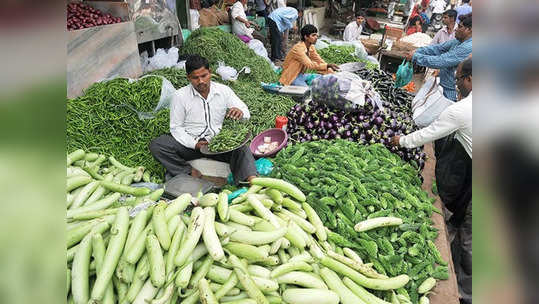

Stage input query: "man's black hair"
[
  {"left": 300, "top": 24, "right": 318, "bottom": 41},
  {"left": 186, "top": 55, "right": 210, "bottom": 75},
  {"left": 443, "top": 9, "right": 457, "bottom": 20},
  {"left": 460, "top": 57, "right": 472, "bottom": 78},
  {"left": 462, "top": 0, "right": 470, "bottom": 3},
  {"left": 356, "top": 10, "right": 366, "bottom": 18},
  {"left": 459, "top": 13, "right": 472, "bottom": 28}
]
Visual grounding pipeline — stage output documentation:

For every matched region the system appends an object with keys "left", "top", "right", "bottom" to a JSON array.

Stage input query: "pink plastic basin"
[{"left": 250, "top": 128, "right": 288, "bottom": 158}]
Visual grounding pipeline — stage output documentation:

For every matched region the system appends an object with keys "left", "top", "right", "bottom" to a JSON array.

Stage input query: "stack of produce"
[
  {"left": 67, "top": 148, "right": 440, "bottom": 304},
  {"left": 228, "top": 80, "right": 296, "bottom": 136},
  {"left": 67, "top": 68, "right": 295, "bottom": 180},
  {"left": 286, "top": 99, "right": 425, "bottom": 167},
  {"left": 271, "top": 140, "right": 449, "bottom": 303},
  {"left": 355, "top": 68, "right": 416, "bottom": 112},
  {"left": 67, "top": 2, "right": 123, "bottom": 31},
  {"left": 208, "top": 118, "right": 250, "bottom": 153},
  {"left": 67, "top": 76, "right": 175, "bottom": 180},
  {"left": 179, "top": 28, "right": 278, "bottom": 83},
  {"left": 317, "top": 45, "right": 379, "bottom": 69}
]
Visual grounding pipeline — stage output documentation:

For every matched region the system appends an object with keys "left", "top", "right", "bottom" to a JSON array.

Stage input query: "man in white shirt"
[
  {"left": 391, "top": 57, "right": 472, "bottom": 304},
  {"left": 231, "top": 0, "right": 263, "bottom": 41},
  {"left": 430, "top": 9, "right": 457, "bottom": 45},
  {"left": 391, "top": 57, "right": 471, "bottom": 157},
  {"left": 343, "top": 11, "right": 366, "bottom": 42},
  {"left": 149, "top": 55, "right": 257, "bottom": 184}
]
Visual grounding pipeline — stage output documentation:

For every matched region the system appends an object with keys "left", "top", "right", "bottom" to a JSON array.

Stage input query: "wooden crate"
[
  {"left": 385, "top": 26, "right": 404, "bottom": 40},
  {"left": 67, "top": 21, "right": 142, "bottom": 98},
  {"left": 67, "top": 1, "right": 141, "bottom": 98}
]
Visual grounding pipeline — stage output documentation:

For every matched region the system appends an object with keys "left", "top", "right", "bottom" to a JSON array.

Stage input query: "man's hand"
[
  {"left": 406, "top": 50, "right": 416, "bottom": 61},
  {"left": 327, "top": 63, "right": 340, "bottom": 71},
  {"left": 226, "top": 107, "right": 244, "bottom": 120},
  {"left": 195, "top": 139, "right": 208, "bottom": 151},
  {"left": 390, "top": 135, "right": 401, "bottom": 147},
  {"left": 243, "top": 20, "right": 251, "bottom": 27}
]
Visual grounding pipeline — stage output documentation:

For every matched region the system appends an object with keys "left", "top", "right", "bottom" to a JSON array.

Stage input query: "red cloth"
[{"left": 406, "top": 25, "right": 422, "bottom": 35}]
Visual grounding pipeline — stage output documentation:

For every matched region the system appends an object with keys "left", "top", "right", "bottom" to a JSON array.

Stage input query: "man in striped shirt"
[{"left": 406, "top": 13, "right": 472, "bottom": 101}]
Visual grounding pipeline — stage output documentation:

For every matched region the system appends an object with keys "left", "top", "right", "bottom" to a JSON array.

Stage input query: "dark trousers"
[
  {"left": 267, "top": 18, "right": 282, "bottom": 60},
  {"left": 256, "top": 9, "right": 268, "bottom": 18},
  {"left": 435, "top": 135, "right": 472, "bottom": 304},
  {"left": 449, "top": 202, "right": 472, "bottom": 304},
  {"left": 149, "top": 134, "right": 257, "bottom": 184}
]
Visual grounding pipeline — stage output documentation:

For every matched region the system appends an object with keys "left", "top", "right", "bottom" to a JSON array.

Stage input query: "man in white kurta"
[{"left": 343, "top": 12, "right": 366, "bottom": 42}]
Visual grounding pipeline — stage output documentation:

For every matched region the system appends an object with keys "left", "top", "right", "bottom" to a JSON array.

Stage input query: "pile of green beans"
[
  {"left": 179, "top": 27, "right": 278, "bottom": 83},
  {"left": 228, "top": 81, "right": 296, "bottom": 136},
  {"left": 208, "top": 118, "right": 250, "bottom": 152},
  {"left": 317, "top": 45, "right": 379, "bottom": 69},
  {"left": 67, "top": 75, "right": 187, "bottom": 181}
]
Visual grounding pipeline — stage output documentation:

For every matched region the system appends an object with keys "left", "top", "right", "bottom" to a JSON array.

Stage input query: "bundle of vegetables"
[
  {"left": 67, "top": 73, "right": 189, "bottom": 180},
  {"left": 228, "top": 81, "right": 296, "bottom": 136},
  {"left": 317, "top": 45, "right": 379, "bottom": 70},
  {"left": 286, "top": 100, "right": 425, "bottom": 168},
  {"left": 67, "top": 148, "right": 427, "bottom": 304},
  {"left": 208, "top": 118, "right": 250, "bottom": 153},
  {"left": 67, "top": 2, "right": 123, "bottom": 31},
  {"left": 179, "top": 28, "right": 278, "bottom": 83},
  {"left": 355, "top": 68, "right": 416, "bottom": 110},
  {"left": 67, "top": 68, "right": 295, "bottom": 180},
  {"left": 271, "top": 140, "right": 449, "bottom": 304}
]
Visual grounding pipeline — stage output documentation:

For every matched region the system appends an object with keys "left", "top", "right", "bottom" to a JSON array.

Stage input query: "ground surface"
[{"left": 421, "top": 143, "right": 460, "bottom": 304}]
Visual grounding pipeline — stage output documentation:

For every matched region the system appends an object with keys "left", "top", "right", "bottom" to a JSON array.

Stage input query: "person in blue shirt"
[
  {"left": 406, "top": 13, "right": 472, "bottom": 102},
  {"left": 267, "top": 7, "right": 299, "bottom": 61},
  {"left": 455, "top": 0, "right": 472, "bottom": 23}
]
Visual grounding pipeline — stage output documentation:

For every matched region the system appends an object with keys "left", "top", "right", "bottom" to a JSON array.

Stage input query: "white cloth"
[
  {"left": 430, "top": 0, "right": 447, "bottom": 14},
  {"left": 231, "top": 1, "right": 254, "bottom": 38},
  {"left": 170, "top": 82, "right": 250, "bottom": 149},
  {"left": 343, "top": 21, "right": 363, "bottom": 42},
  {"left": 400, "top": 92, "right": 472, "bottom": 158},
  {"left": 277, "top": 0, "right": 286, "bottom": 8},
  {"left": 387, "top": 1, "right": 397, "bottom": 19}
]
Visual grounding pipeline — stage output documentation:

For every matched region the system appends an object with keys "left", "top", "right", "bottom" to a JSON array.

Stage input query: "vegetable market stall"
[{"left": 66, "top": 26, "right": 460, "bottom": 303}]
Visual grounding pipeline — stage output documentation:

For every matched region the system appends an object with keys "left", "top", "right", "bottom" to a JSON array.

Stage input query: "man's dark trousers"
[{"left": 149, "top": 134, "right": 257, "bottom": 184}]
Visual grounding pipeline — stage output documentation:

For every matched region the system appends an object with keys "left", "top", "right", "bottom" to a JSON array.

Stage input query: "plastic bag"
[
  {"left": 395, "top": 59, "right": 413, "bottom": 88},
  {"left": 338, "top": 62, "right": 367, "bottom": 72},
  {"left": 144, "top": 47, "right": 179, "bottom": 72},
  {"left": 226, "top": 157, "right": 274, "bottom": 184},
  {"left": 411, "top": 77, "right": 453, "bottom": 127},
  {"left": 119, "top": 75, "right": 177, "bottom": 120},
  {"left": 189, "top": 9, "right": 200, "bottom": 30},
  {"left": 216, "top": 61, "right": 238, "bottom": 81},
  {"left": 314, "top": 35, "right": 333, "bottom": 50},
  {"left": 331, "top": 40, "right": 368, "bottom": 60},
  {"left": 311, "top": 71, "right": 384, "bottom": 112},
  {"left": 255, "top": 158, "right": 273, "bottom": 176}
]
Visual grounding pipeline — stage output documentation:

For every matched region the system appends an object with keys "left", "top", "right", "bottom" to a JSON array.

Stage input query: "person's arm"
[
  {"left": 225, "top": 87, "right": 251, "bottom": 119},
  {"left": 231, "top": 4, "right": 250, "bottom": 26},
  {"left": 170, "top": 92, "right": 198, "bottom": 149},
  {"left": 413, "top": 41, "right": 471, "bottom": 69},
  {"left": 415, "top": 39, "right": 454, "bottom": 56},
  {"left": 397, "top": 106, "right": 462, "bottom": 148}
]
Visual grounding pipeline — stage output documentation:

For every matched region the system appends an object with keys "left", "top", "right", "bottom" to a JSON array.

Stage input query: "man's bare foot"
[{"left": 191, "top": 168, "right": 202, "bottom": 178}]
